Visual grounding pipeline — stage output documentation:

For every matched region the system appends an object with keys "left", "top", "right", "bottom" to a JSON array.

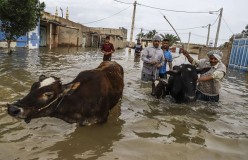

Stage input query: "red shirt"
[{"left": 101, "top": 43, "right": 115, "bottom": 52}]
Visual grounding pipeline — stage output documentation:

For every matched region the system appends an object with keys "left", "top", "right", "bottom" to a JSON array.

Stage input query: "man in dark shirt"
[
  {"left": 133, "top": 41, "right": 143, "bottom": 56},
  {"left": 101, "top": 36, "right": 115, "bottom": 61}
]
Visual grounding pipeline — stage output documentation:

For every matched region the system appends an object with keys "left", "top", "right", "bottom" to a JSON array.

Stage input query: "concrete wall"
[
  {"left": 91, "top": 27, "right": 128, "bottom": 49},
  {"left": 41, "top": 12, "right": 127, "bottom": 49},
  {"left": 0, "top": 42, "right": 16, "bottom": 48},
  {"left": 198, "top": 46, "right": 231, "bottom": 66}
]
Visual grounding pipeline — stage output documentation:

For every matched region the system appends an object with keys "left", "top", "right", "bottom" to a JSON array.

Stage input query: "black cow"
[
  {"left": 7, "top": 61, "right": 124, "bottom": 125},
  {"left": 151, "top": 64, "right": 210, "bottom": 103}
]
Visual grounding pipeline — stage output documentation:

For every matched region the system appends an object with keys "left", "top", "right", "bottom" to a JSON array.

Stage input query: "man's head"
[
  {"left": 162, "top": 38, "right": 170, "bottom": 50},
  {"left": 152, "top": 35, "right": 161, "bottom": 48},
  {"left": 207, "top": 50, "right": 223, "bottom": 66},
  {"left": 105, "top": 36, "right": 110, "bottom": 43}
]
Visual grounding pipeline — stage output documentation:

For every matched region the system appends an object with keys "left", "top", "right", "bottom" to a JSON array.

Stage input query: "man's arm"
[
  {"left": 141, "top": 48, "right": 152, "bottom": 63},
  {"left": 167, "top": 52, "right": 173, "bottom": 70},
  {"left": 111, "top": 43, "right": 115, "bottom": 53},
  {"left": 180, "top": 49, "right": 194, "bottom": 64},
  {"left": 101, "top": 44, "right": 107, "bottom": 54},
  {"left": 156, "top": 54, "right": 165, "bottom": 68},
  {"left": 198, "top": 71, "right": 225, "bottom": 82}
]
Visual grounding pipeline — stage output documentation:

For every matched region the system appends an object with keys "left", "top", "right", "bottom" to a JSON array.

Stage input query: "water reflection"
[{"left": 46, "top": 103, "right": 124, "bottom": 160}]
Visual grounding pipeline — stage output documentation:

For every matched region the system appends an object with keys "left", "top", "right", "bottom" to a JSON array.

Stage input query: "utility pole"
[
  {"left": 214, "top": 8, "right": 223, "bottom": 47},
  {"left": 206, "top": 24, "right": 211, "bottom": 46},
  {"left": 187, "top": 32, "right": 191, "bottom": 51},
  {"left": 129, "top": 0, "right": 137, "bottom": 49}
]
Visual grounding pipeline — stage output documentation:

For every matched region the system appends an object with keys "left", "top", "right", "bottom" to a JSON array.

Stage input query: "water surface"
[{"left": 0, "top": 47, "right": 247, "bottom": 160}]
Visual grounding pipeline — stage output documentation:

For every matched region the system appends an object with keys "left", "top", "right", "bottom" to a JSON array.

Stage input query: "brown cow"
[{"left": 7, "top": 61, "right": 124, "bottom": 126}]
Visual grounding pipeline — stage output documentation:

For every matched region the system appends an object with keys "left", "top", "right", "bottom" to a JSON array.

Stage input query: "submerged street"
[{"left": 0, "top": 48, "right": 247, "bottom": 160}]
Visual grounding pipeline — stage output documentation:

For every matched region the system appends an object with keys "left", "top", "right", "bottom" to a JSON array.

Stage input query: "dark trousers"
[{"left": 103, "top": 54, "right": 112, "bottom": 61}]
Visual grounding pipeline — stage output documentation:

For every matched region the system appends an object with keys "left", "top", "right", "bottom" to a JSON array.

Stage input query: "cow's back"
[{"left": 63, "top": 61, "right": 124, "bottom": 124}]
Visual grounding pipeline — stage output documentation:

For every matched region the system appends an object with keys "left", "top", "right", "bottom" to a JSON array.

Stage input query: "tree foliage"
[
  {"left": 241, "top": 24, "right": 248, "bottom": 34},
  {"left": 136, "top": 29, "right": 179, "bottom": 46},
  {"left": 160, "top": 33, "right": 180, "bottom": 46},
  {"left": 0, "top": 0, "right": 45, "bottom": 51},
  {"left": 144, "top": 29, "right": 157, "bottom": 39}
]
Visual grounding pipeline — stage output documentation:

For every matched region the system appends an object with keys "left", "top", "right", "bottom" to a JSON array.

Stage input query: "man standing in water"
[
  {"left": 141, "top": 35, "right": 164, "bottom": 82},
  {"left": 159, "top": 38, "right": 173, "bottom": 79},
  {"left": 181, "top": 49, "right": 226, "bottom": 102},
  {"left": 101, "top": 36, "right": 115, "bottom": 61},
  {"left": 133, "top": 41, "right": 143, "bottom": 56}
]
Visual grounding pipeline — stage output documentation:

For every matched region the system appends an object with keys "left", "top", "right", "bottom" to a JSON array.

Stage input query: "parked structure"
[
  {"left": 0, "top": 11, "right": 128, "bottom": 49},
  {"left": 229, "top": 34, "right": 248, "bottom": 71}
]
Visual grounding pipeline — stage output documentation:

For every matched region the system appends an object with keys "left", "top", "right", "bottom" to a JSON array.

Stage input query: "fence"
[{"left": 229, "top": 35, "right": 248, "bottom": 72}]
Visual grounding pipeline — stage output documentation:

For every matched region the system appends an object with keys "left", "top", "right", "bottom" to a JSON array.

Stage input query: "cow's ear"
[
  {"left": 63, "top": 82, "right": 81, "bottom": 95},
  {"left": 167, "top": 70, "right": 179, "bottom": 76},
  {"left": 39, "top": 75, "right": 47, "bottom": 82},
  {"left": 196, "top": 67, "right": 211, "bottom": 74}
]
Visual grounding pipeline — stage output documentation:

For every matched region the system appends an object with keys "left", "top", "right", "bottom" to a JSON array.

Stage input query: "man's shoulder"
[{"left": 217, "top": 62, "right": 227, "bottom": 71}]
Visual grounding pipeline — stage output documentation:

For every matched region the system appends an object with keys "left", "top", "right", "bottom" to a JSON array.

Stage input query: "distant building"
[{"left": 0, "top": 11, "right": 127, "bottom": 49}]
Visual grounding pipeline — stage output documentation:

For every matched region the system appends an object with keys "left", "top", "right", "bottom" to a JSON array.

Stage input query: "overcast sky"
[{"left": 40, "top": 0, "right": 247, "bottom": 46}]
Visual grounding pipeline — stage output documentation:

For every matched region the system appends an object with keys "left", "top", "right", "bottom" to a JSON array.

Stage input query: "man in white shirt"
[{"left": 181, "top": 49, "right": 226, "bottom": 102}]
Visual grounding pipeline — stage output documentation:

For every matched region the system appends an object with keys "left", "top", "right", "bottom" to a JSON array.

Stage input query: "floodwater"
[{"left": 0, "top": 47, "right": 247, "bottom": 160}]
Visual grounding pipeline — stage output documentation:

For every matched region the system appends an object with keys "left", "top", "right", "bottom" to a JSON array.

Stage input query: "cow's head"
[
  {"left": 7, "top": 75, "right": 80, "bottom": 123},
  {"left": 166, "top": 64, "right": 210, "bottom": 102},
  {"left": 151, "top": 79, "right": 167, "bottom": 99}
]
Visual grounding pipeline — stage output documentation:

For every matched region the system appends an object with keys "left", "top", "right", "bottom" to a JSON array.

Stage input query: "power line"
[
  {"left": 113, "top": 0, "right": 133, "bottom": 5},
  {"left": 114, "top": 0, "right": 219, "bottom": 14},
  {"left": 211, "top": 15, "right": 219, "bottom": 26},
  {"left": 191, "top": 33, "right": 229, "bottom": 41},
  {"left": 222, "top": 16, "right": 234, "bottom": 34},
  {"left": 82, "top": 5, "right": 131, "bottom": 24},
  {"left": 137, "top": 3, "right": 217, "bottom": 14},
  {"left": 135, "top": 24, "right": 211, "bottom": 32}
]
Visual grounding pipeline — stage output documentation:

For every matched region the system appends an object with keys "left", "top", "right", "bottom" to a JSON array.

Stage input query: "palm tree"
[
  {"left": 136, "top": 32, "right": 145, "bottom": 41},
  {"left": 160, "top": 33, "right": 180, "bottom": 46},
  {"left": 145, "top": 29, "right": 158, "bottom": 39}
]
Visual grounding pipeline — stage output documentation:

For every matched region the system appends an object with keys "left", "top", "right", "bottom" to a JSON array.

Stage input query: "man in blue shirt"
[{"left": 159, "top": 39, "right": 173, "bottom": 79}]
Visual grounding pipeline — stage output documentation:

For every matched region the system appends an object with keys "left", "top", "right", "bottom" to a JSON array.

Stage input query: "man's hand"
[
  {"left": 179, "top": 48, "right": 189, "bottom": 57},
  {"left": 104, "top": 52, "right": 111, "bottom": 55},
  {"left": 150, "top": 61, "right": 157, "bottom": 65},
  {"left": 156, "top": 63, "right": 162, "bottom": 68}
]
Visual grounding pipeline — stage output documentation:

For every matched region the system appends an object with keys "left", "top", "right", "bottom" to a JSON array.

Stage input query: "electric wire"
[
  {"left": 113, "top": 0, "right": 219, "bottom": 14},
  {"left": 82, "top": 5, "right": 131, "bottom": 24},
  {"left": 222, "top": 16, "right": 234, "bottom": 34}
]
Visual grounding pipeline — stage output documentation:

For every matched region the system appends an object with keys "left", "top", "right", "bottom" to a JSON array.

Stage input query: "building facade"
[{"left": 0, "top": 11, "right": 128, "bottom": 49}]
